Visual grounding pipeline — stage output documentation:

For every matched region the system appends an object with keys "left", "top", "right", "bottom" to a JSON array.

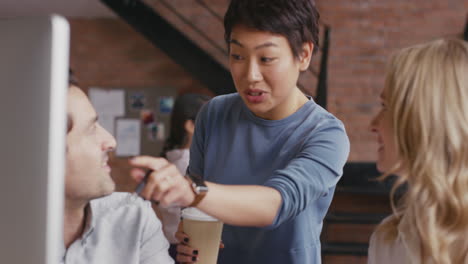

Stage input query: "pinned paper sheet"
[
  {"left": 89, "top": 88, "right": 125, "bottom": 116},
  {"left": 146, "top": 123, "right": 157, "bottom": 141},
  {"left": 89, "top": 88, "right": 125, "bottom": 137},
  {"left": 156, "top": 122, "right": 165, "bottom": 141},
  {"left": 99, "top": 115, "right": 115, "bottom": 136},
  {"left": 115, "top": 118, "right": 140, "bottom": 157},
  {"left": 129, "top": 92, "right": 146, "bottom": 111},
  {"left": 158, "top": 96, "right": 174, "bottom": 114}
]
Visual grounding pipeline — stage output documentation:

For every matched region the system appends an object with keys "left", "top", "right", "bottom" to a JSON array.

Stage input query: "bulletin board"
[{"left": 88, "top": 86, "right": 178, "bottom": 158}]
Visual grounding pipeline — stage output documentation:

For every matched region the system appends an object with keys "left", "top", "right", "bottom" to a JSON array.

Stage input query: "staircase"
[
  {"left": 99, "top": 0, "right": 330, "bottom": 106},
  {"left": 321, "top": 162, "right": 395, "bottom": 264}
]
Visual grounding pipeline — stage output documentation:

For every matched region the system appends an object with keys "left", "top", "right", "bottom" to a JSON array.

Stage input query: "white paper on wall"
[
  {"left": 115, "top": 118, "right": 140, "bottom": 157},
  {"left": 88, "top": 87, "right": 125, "bottom": 116},
  {"left": 156, "top": 122, "right": 165, "bottom": 141},
  {"left": 99, "top": 115, "right": 115, "bottom": 136}
]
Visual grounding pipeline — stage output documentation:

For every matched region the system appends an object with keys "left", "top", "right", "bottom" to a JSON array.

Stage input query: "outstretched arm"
[{"left": 130, "top": 156, "right": 281, "bottom": 227}]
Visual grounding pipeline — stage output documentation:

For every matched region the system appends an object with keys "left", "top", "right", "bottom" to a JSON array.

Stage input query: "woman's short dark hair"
[
  {"left": 224, "top": 0, "right": 320, "bottom": 57},
  {"left": 160, "top": 93, "right": 211, "bottom": 157}
]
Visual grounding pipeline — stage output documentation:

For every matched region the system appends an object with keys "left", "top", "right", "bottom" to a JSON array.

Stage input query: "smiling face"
[
  {"left": 65, "top": 86, "right": 117, "bottom": 202},
  {"left": 370, "top": 92, "right": 399, "bottom": 173},
  {"left": 228, "top": 24, "right": 313, "bottom": 120}
]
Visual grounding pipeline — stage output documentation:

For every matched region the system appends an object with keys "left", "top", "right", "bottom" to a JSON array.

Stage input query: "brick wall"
[{"left": 68, "top": 18, "right": 212, "bottom": 96}]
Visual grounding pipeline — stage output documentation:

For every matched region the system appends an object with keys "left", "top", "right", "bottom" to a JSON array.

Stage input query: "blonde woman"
[{"left": 368, "top": 38, "right": 468, "bottom": 264}]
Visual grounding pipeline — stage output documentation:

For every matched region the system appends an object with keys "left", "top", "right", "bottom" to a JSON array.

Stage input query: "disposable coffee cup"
[{"left": 181, "top": 208, "right": 223, "bottom": 264}]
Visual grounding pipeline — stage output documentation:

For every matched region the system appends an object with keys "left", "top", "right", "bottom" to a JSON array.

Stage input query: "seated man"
[{"left": 61, "top": 74, "right": 174, "bottom": 264}]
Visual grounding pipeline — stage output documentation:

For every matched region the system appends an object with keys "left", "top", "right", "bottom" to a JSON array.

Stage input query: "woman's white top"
[
  {"left": 159, "top": 148, "right": 190, "bottom": 244},
  {"left": 368, "top": 215, "right": 421, "bottom": 264}
]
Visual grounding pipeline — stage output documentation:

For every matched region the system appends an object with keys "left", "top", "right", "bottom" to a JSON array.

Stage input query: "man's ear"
[
  {"left": 184, "top": 119, "right": 195, "bottom": 135},
  {"left": 67, "top": 113, "right": 73, "bottom": 133},
  {"left": 298, "top": 42, "right": 314, "bottom": 71}
]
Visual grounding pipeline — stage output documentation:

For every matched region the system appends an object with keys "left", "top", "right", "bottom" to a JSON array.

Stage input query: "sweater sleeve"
[{"left": 264, "top": 117, "right": 350, "bottom": 229}]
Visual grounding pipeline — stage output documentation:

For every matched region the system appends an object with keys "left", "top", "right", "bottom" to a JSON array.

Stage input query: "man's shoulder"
[
  {"left": 90, "top": 192, "right": 152, "bottom": 218},
  {"left": 92, "top": 192, "right": 147, "bottom": 206}
]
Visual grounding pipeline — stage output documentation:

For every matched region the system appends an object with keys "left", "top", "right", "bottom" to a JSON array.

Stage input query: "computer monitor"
[{"left": 0, "top": 15, "right": 69, "bottom": 263}]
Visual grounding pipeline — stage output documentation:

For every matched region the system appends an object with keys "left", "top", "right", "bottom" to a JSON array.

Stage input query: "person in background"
[
  {"left": 368, "top": 38, "right": 468, "bottom": 264},
  {"left": 63, "top": 71, "right": 173, "bottom": 264},
  {"left": 129, "top": 0, "right": 350, "bottom": 263},
  {"left": 160, "top": 94, "right": 212, "bottom": 174},
  {"left": 158, "top": 93, "right": 211, "bottom": 258}
]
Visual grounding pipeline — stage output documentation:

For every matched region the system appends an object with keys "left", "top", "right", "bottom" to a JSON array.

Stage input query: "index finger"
[
  {"left": 175, "top": 221, "right": 190, "bottom": 245},
  {"left": 129, "top": 155, "right": 169, "bottom": 171}
]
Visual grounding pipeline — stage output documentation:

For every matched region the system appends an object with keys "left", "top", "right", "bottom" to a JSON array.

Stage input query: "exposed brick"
[{"left": 69, "top": 18, "right": 212, "bottom": 95}]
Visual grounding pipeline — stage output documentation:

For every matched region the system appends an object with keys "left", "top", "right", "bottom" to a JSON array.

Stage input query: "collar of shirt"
[{"left": 60, "top": 202, "right": 95, "bottom": 261}]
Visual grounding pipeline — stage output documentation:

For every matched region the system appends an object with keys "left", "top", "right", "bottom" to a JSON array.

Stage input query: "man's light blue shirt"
[{"left": 60, "top": 193, "right": 174, "bottom": 264}]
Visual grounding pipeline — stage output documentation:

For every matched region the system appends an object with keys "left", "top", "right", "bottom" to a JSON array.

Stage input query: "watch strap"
[
  {"left": 186, "top": 175, "right": 207, "bottom": 207},
  {"left": 189, "top": 189, "right": 207, "bottom": 207}
]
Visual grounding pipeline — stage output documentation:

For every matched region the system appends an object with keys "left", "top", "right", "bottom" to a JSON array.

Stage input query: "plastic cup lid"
[{"left": 181, "top": 207, "right": 219, "bottom": 222}]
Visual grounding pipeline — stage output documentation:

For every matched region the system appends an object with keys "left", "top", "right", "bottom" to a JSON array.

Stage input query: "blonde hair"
[{"left": 377, "top": 38, "right": 468, "bottom": 263}]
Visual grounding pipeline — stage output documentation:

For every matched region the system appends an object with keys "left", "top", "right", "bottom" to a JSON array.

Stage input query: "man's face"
[{"left": 65, "top": 86, "right": 117, "bottom": 201}]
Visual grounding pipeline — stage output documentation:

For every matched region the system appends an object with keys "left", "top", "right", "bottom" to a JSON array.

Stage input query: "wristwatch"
[{"left": 185, "top": 173, "right": 208, "bottom": 207}]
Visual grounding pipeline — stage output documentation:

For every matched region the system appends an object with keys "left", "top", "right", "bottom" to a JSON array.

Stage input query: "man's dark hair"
[
  {"left": 69, "top": 68, "right": 79, "bottom": 87},
  {"left": 224, "top": 0, "right": 320, "bottom": 57},
  {"left": 67, "top": 68, "right": 79, "bottom": 133}
]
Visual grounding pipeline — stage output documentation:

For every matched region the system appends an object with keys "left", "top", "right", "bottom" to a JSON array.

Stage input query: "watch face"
[
  {"left": 187, "top": 172, "right": 208, "bottom": 194},
  {"left": 194, "top": 185, "right": 209, "bottom": 194}
]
